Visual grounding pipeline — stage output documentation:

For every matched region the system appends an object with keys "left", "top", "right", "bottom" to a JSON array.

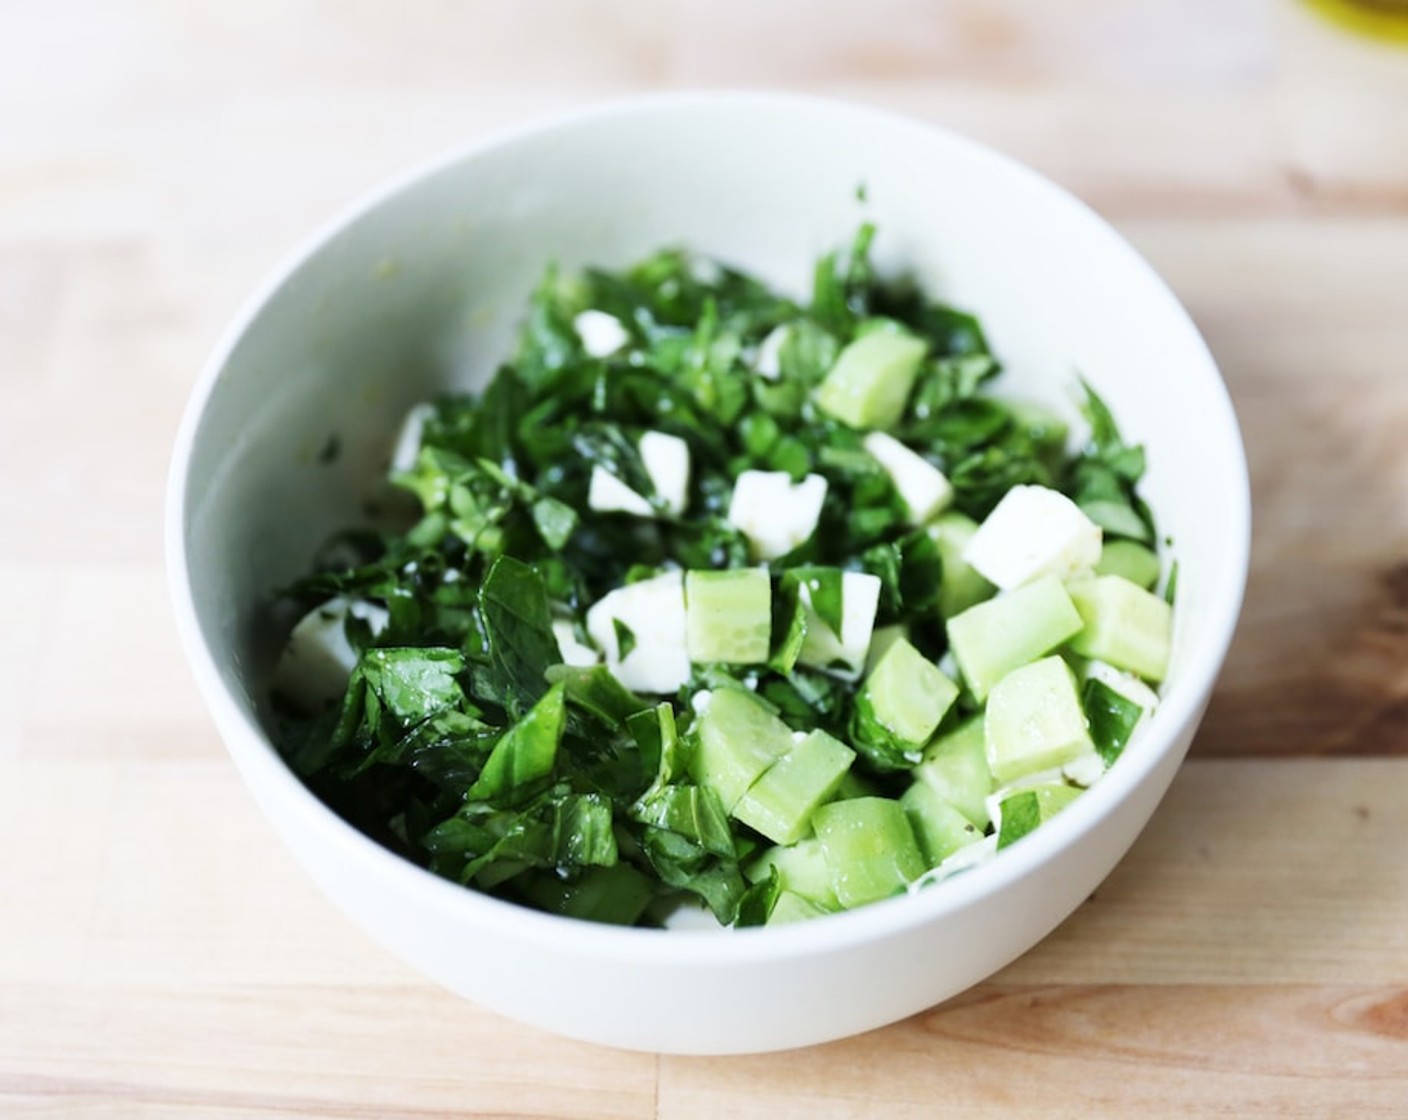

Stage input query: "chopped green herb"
[{"left": 270, "top": 229, "right": 1165, "bottom": 928}]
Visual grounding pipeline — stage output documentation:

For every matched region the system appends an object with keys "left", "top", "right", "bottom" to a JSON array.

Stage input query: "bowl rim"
[{"left": 166, "top": 88, "right": 1251, "bottom": 967}]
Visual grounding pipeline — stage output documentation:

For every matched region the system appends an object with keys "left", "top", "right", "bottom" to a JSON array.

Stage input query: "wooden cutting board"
[{"left": 3, "top": 1, "right": 1406, "bottom": 1114}]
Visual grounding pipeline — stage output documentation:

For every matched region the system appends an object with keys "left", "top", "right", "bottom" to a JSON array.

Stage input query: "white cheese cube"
[
  {"left": 275, "top": 597, "right": 389, "bottom": 708},
  {"left": 574, "top": 309, "right": 630, "bottom": 358},
  {"left": 752, "top": 325, "right": 790, "bottom": 380},
  {"left": 727, "top": 470, "right": 828, "bottom": 561},
  {"left": 585, "top": 571, "right": 690, "bottom": 694},
  {"left": 638, "top": 430, "right": 690, "bottom": 516},
  {"left": 587, "top": 465, "right": 653, "bottom": 517},
  {"left": 797, "top": 571, "right": 882, "bottom": 680},
  {"left": 551, "top": 619, "right": 600, "bottom": 668},
  {"left": 962, "top": 484, "right": 1102, "bottom": 591},
  {"left": 862, "top": 431, "right": 954, "bottom": 525},
  {"left": 587, "top": 431, "right": 692, "bottom": 519},
  {"left": 689, "top": 256, "right": 724, "bottom": 286},
  {"left": 389, "top": 402, "right": 435, "bottom": 474}
]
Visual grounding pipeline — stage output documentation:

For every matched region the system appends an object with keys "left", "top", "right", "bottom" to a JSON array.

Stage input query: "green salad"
[{"left": 271, "top": 225, "right": 1173, "bottom": 928}]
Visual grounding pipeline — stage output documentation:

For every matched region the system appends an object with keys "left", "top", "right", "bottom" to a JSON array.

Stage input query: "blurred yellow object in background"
[{"left": 1304, "top": 0, "right": 1408, "bottom": 42}]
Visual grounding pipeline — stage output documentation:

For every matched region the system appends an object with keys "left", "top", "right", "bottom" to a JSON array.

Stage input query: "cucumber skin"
[{"left": 996, "top": 782, "right": 1082, "bottom": 850}]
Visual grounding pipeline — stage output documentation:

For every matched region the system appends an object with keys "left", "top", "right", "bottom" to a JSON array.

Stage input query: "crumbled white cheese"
[
  {"left": 587, "top": 465, "right": 653, "bottom": 517},
  {"left": 638, "top": 430, "right": 690, "bottom": 516},
  {"left": 275, "top": 597, "right": 389, "bottom": 708},
  {"left": 586, "top": 430, "right": 691, "bottom": 519},
  {"left": 962, "top": 484, "right": 1102, "bottom": 591},
  {"left": 797, "top": 571, "right": 882, "bottom": 680},
  {"left": 911, "top": 835, "right": 998, "bottom": 890},
  {"left": 551, "top": 619, "right": 600, "bottom": 668},
  {"left": 753, "top": 325, "right": 790, "bottom": 380},
  {"left": 574, "top": 309, "right": 630, "bottom": 358},
  {"left": 862, "top": 431, "right": 954, "bottom": 525},
  {"left": 727, "top": 470, "right": 828, "bottom": 561},
  {"left": 1084, "top": 659, "right": 1161, "bottom": 716},
  {"left": 390, "top": 402, "right": 435, "bottom": 474},
  {"left": 585, "top": 570, "right": 691, "bottom": 694}
]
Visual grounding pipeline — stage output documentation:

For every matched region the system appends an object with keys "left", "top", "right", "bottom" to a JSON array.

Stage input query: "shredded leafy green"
[{"left": 270, "top": 229, "right": 1160, "bottom": 928}]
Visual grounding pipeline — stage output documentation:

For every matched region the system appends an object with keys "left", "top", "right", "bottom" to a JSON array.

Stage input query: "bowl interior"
[{"left": 176, "top": 91, "right": 1248, "bottom": 924}]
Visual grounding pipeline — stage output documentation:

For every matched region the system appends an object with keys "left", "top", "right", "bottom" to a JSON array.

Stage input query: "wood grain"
[
  {"left": 6, "top": 0, "right": 1408, "bottom": 1114},
  {"left": 5, "top": 760, "right": 1407, "bottom": 1117}
]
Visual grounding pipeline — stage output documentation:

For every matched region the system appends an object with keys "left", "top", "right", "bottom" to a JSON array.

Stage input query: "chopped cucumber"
[
  {"left": 768, "top": 890, "right": 831, "bottom": 925},
  {"left": 864, "top": 623, "right": 908, "bottom": 676},
  {"left": 1094, "top": 539, "right": 1161, "bottom": 590},
  {"left": 1006, "top": 399, "right": 1070, "bottom": 456},
  {"left": 1066, "top": 574, "right": 1173, "bottom": 682},
  {"left": 946, "top": 574, "right": 1084, "bottom": 701},
  {"left": 858, "top": 637, "right": 959, "bottom": 749},
  {"left": 688, "top": 688, "right": 794, "bottom": 811},
  {"left": 277, "top": 231, "right": 1169, "bottom": 931},
  {"left": 813, "top": 328, "right": 928, "bottom": 430},
  {"left": 996, "top": 781, "right": 1082, "bottom": 849},
  {"left": 685, "top": 568, "right": 772, "bottom": 664},
  {"left": 926, "top": 511, "right": 997, "bottom": 619},
  {"left": 733, "top": 729, "right": 855, "bottom": 845},
  {"left": 748, "top": 837, "right": 840, "bottom": 911},
  {"left": 985, "top": 656, "right": 1099, "bottom": 785},
  {"left": 912, "top": 716, "right": 995, "bottom": 830},
  {"left": 813, "top": 796, "right": 925, "bottom": 908},
  {"left": 833, "top": 769, "right": 881, "bottom": 801},
  {"left": 901, "top": 782, "right": 984, "bottom": 867}
]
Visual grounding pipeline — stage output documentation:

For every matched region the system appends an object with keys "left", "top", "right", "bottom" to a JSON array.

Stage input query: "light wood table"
[{"left": 3, "top": 2, "right": 1407, "bottom": 1114}]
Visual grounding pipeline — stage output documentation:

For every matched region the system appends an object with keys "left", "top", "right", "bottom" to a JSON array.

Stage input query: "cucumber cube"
[
  {"left": 913, "top": 717, "right": 995, "bottom": 829},
  {"left": 996, "top": 781, "right": 1082, "bottom": 849},
  {"left": 927, "top": 512, "right": 997, "bottom": 619},
  {"left": 1066, "top": 574, "right": 1173, "bottom": 682},
  {"left": 748, "top": 838, "right": 840, "bottom": 910},
  {"left": 813, "top": 797, "right": 925, "bottom": 909},
  {"left": 859, "top": 637, "right": 959, "bottom": 749},
  {"left": 768, "top": 890, "right": 830, "bottom": 925},
  {"left": 685, "top": 569, "right": 772, "bottom": 664},
  {"left": 814, "top": 328, "right": 928, "bottom": 430},
  {"left": 864, "top": 623, "right": 908, "bottom": 676},
  {"left": 1095, "top": 540, "right": 1162, "bottom": 591},
  {"left": 688, "top": 688, "right": 794, "bottom": 811},
  {"left": 834, "top": 769, "right": 881, "bottom": 801},
  {"left": 733, "top": 729, "right": 855, "bottom": 845},
  {"left": 985, "top": 656, "right": 1098, "bottom": 785},
  {"left": 946, "top": 574, "right": 1083, "bottom": 701},
  {"left": 901, "top": 782, "right": 984, "bottom": 868}
]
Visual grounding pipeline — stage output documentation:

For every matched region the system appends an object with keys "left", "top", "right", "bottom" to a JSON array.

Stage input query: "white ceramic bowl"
[{"left": 168, "top": 92, "right": 1249, "bottom": 1055}]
